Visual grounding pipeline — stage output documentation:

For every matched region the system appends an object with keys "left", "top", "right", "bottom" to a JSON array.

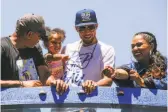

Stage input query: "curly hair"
[
  {"left": 52, "top": 28, "right": 66, "bottom": 42},
  {"left": 42, "top": 27, "right": 66, "bottom": 49},
  {"left": 134, "top": 32, "right": 167, "bottom": 78}
]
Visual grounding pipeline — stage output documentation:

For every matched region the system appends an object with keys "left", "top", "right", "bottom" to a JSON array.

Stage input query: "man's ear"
[{"left": 26, "top": 31, "right": 33, "bottom": 40}]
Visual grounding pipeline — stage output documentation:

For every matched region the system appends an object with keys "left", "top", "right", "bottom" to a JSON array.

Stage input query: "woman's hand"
[
  {"left": 129, "top": 70, "right": 145, "bottom": 87},
  {"left": 129, "top": 70, "right": 140, "bottom": 80}
]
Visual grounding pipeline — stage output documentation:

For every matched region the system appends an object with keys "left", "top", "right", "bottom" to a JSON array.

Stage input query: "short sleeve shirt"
[{"left": 1, "top": 37, "right": 45, "bottom": 80}]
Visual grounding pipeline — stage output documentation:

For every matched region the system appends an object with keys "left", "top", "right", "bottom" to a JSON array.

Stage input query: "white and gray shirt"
[{"left": 62, "top": 40, "right": 115, "bottom": 86}]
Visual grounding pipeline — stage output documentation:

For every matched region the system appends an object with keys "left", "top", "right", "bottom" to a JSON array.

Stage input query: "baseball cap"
[
  {"left": 16, "top": 13, "right": 47, "bottom": 40},
  {"left": 75, "top": 9, "right": 98, "bottom": 27}
]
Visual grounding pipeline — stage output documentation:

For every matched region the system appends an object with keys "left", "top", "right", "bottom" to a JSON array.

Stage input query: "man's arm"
[
  {"left": 96, "top": 75, "right": 113, "bottom": 86},
  {"left": 82, "top": 72, "right": 113, "bottom": 94},
  {"left": 37, "top": 65, "right": 51, "bottom": 85},
  {"left": 37, "top": 65, "right": 60, "bottom": 86},
  {"left": 82, "top": 47, "right": 115, "bottom": 94},
  {"left": 37, "top": 65, "right": 69, "bottom": 95},
  {"left": 0, "top": 80, "right": 43, "bottom": 88},
  {"left": 34, "top": 44, "right": 53, "bottom": 85},
  {"left": 0, "top": 45, "right": 22, "bottom": 87},
  {"left": 0, "top": 80, "right": 21, "bottom": 87},
  {"left": 99, "top": 47, "right": 116, "bottom": 86}
]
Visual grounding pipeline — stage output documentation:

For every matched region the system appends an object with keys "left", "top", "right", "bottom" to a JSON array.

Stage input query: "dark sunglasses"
[{"left": 77, "top": 25, "right": 96, "bottom": 32}]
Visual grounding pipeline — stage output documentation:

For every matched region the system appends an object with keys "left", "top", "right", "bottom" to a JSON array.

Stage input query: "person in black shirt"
[{"left": 1, "top": 14, "right": 68, "bottom": 92}]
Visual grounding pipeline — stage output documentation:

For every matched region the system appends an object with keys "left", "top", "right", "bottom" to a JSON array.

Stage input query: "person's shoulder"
[
  {"left": 1, "top": 37, "right": 10, "bottom": 46},
  {"left": 1, "top": 37, "right": 12, "bottom": 51},
  {"left": 98, "top": 41, "right": 115, "bottom": 52},
  {"left": 1, "top": 36, "right": 9, "bottom": 40}
]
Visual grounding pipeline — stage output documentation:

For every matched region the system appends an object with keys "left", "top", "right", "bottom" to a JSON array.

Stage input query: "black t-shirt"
[{"left": 1, "top": 37, "right": 46, "bottom": 80}]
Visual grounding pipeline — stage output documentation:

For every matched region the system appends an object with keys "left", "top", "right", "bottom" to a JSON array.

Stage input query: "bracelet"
[{"left": 19, "top": 80, "right": 23, "bottom": 87}]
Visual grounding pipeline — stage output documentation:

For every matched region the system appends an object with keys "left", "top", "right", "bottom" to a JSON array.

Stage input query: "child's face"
[{"left": 48, "top": 33, "right": 62, "bottom": 54}]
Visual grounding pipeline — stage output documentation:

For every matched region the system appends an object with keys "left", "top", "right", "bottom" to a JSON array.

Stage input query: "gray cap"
[{"left": 16, "top": 13, "right": 46, "bottom": 39}]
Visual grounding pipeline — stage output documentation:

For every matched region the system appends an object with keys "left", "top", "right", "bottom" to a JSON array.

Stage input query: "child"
[{"left": 43, "top": 27, "right": 69, "bottom": 79}]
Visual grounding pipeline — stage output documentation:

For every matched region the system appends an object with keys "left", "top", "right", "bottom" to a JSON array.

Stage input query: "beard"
[{"left": 82, "top": 36, "right": 95, "bottom": 46}]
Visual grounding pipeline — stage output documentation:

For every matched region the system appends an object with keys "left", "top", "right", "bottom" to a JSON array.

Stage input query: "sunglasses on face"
[{"left": 77, "top": 25, "right": 96, "bottom": 32}]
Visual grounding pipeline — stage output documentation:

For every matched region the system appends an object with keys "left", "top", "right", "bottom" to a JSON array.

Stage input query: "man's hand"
[
  {"left": 102, "top": 66, "right": 115, "bottom": 78},
  {"left": 82, "top": 80, "right": 97, "bottom": 94},
  {"left": 50, "top": 79, "right": 69, "bottom": 95},
  {"left": 22, "top": 80, "right": 43, "bottom": 87}
]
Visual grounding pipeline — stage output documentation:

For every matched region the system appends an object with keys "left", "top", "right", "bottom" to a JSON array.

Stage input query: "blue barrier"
[{"left": 1, "top": 86, "right": 167, "bottom": 112}]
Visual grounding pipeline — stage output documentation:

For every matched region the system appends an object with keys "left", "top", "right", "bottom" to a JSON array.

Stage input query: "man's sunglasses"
[{"left": 77, "top": 25, "right": 96, "bottom": 32}]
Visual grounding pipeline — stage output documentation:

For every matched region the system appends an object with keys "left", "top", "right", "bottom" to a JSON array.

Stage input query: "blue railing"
[{"left": 1, "top": 86, "right": 167, "bottom": 112}]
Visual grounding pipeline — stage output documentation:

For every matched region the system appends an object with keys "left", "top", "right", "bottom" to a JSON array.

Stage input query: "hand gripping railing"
[{"left": 1, "top": 86, "right": 167, "bottom": 112}]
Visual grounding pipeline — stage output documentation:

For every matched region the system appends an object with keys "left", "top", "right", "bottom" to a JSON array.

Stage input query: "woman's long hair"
[{"left": 134, "top": 32, "right": 167, "bottom": 78}]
